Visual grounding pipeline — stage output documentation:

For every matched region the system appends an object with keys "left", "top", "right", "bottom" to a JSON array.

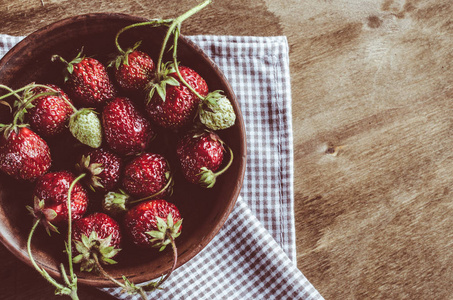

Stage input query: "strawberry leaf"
[
  {"left": 198, "top": 167, "right": 216, "bottom": 188},
  {"left": 156, "top": 84, "right": 166, "bottom": 102},
  {"left": 147, "top": 230, "right": 165, "bottom": 239},
  {"left": 156, "top": 216, "right": 167, "bottom": 232},
  {"left": 67, "top": 64, "right": 74, "bottom": 74},
  {"left": 102, "top": 257, "right": 118, "bottom": 265},
  {"left": 73, "top": 254, "right": 83, "bottom": 264},
  {"left": 0, "top": 100, "right": 12, "bottom": 112},
  {"left": 165, "top": 76, "right": 180, "bottom": 87}
]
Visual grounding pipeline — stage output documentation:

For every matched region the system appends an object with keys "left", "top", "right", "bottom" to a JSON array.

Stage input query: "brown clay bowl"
[{"left": 0, "top": 13, "right": 246, "bottom": 287}]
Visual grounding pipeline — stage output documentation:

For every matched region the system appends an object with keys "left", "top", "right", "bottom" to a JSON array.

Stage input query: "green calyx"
[
  {"left": 0, "top": 123, "right": 27, "bottom": 140},
  {"left": 102, "top": 190, "right": 130, "bottom": 217},
  {"left": 197, "top": 143, "right": 234, "bottom": 189},
  {"left": 198, "top": 167, "right": 217, "bottom": 189},
  {"left": 103, "top": 170, "right": 174, "bottom": 216},
  {"left": 108, "top": 41, "right": 142, "bottom": 69},
  {"left": 146, "top": 61, "right": 180, "bottom": 103},
  {"left": 26, "top": 196, "right": 59, "bottom": 235},
  {"left": 51, "top": 48, "right": 85, "bottom": 82},
  {"left": 146, "top": 213, "right": 182, "bottom": 252},
  {"left": 75, "top": 155, "right": 105, "bottom": 191},
  {"left": 198, "top": 91, "right": 236, "bottom": 130},
  {"left": 69, "top": 108, "right": 102, "bottom": 148},
  {"left": 72, "top": 231, "right": 121, "bottom": 273}
]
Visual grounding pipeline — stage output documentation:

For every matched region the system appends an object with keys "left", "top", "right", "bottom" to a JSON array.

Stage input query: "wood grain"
[{"left": 1, "top": 0, "right": 453, "bottom": 299}]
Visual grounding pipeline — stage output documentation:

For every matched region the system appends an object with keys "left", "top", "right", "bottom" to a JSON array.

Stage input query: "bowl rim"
[{"left": 0, "top": 12, "right": 247, "bottom": 287}]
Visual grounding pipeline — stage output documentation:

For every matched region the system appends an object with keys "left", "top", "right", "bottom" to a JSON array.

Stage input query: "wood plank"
[{"left": 1, "top": 0, "right": 453, "bottom": 299}]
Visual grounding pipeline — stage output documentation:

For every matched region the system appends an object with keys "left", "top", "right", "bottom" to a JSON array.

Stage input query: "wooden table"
[{"left": 1, "top": 0, "right": 452, "bottom": 299}]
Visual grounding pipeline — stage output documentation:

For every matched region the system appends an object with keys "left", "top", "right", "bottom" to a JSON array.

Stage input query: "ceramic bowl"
[{"left": 0, "top": 13, "right": 246, "bottom": 287}]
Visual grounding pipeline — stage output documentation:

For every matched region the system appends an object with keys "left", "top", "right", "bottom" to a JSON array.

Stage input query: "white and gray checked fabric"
[
  {"left": 189, "top": 35, "right": 297, "bottom": 262},
  {"left": 0, "top": 34, "right": 323, "bottom": 300}
]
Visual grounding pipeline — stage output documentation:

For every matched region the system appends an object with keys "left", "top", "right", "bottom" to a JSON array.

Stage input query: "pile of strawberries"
[{"left": 0, "top": 1, "right": 236, "bottom": 299}]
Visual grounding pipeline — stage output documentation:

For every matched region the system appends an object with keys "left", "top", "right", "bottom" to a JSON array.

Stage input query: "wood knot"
[
  {"left": 367, "top": 16, "right": 383, "bottom": 28},
  {"left": 325, "top": 145, "right": 345, "bottom": 156}
]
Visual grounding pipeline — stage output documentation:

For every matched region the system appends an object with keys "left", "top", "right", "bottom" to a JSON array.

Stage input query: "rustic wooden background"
[{"left": 1, "top": 0, "right": 453, "bottom": 299}]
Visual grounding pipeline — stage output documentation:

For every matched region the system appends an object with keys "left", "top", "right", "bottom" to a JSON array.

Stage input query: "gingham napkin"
[{"left": 0, "top": 34, "right": 323, "bottom": 300}]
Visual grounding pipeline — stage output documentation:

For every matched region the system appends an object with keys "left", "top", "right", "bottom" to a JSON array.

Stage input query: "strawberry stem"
[
  {"left": 154, "top": 235, "right": 178, "bottom": 289},
  {"left": 171, "top": 26, "right": 206, "bottom": 100},
  {"left": 214, "top": 144, "right": 234, "bottom": 178},
  {"left": 198, "top": 143, "right": 234, "bottom": 188},
  {"left": 0, "top": 84, "right": 23, "bottom": 102},
  {"left": 140, "top": 234, "right": 178, "bottom": 294},
  {"left": 27, "top": 218, "right": 79, "bottom": 299},
  {"left": 67, "top": 173, "right": 86, "bottom": 281},
  {"left": 128, "top": 172, "right": 174, "bottom": 205},
  {"left": 113, "top": 19, "right": 174, "bottom": 55},
  {"left": 156, "top": 0, "right": 212, "bottom": 80},
  {"left": 92, "top": 253, "right": 126, "bottom": 289},
  {"left": 92, "top": 253, "right": 148, "bottom": 300},
  {"left": 51, "top": 54, "right": 69, "bottom": 66},
  {"left": 0, "top": 83, "right": 59, "bottom": 102}
]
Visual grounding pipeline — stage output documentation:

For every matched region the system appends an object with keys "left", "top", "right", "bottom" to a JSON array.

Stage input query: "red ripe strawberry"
[
  {"left": 145, "top": 65, "right": 208, "bottom": 129},
  {"left": 28, "top": 171, "right": 88, "bottom": 232},
  {"left": 25, "top": 84, "right": 74, "bottom": 138},
  {"left": 122, "top": 153, "right": 172, "bottom": 199},
  {"left": 176, "top": 130, "right": 230, "bottom": 188},
  {"left": 112, "top": 48, "right": 155, "bottom": 94},
  {"left": 102, "top": 97, "right": 155, "bottom": 156},
  {"left": 72, "top": 212, "right": 121, "bottom": 272},
  {"left": 52, "top": 51, "right": 116, "bottom": 108},
  {"left": 31, "top": 171, "right": 88, "bottom": 232},
  {"left": 0, "top": 127, "right": 51, "bottom": 181},
  {"left": 124, "top": 199, "right": 182, "bottom": 249},
  {"left": 75, "top": 148, "right": 122, "bottom": 192}
]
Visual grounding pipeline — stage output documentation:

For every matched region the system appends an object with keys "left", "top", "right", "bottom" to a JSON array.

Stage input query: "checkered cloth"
[{"left": 0, "top": 34, "right": 323, "bottom": 300}]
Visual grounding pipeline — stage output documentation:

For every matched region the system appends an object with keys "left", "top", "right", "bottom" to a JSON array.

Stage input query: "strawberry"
[
  {"left": 29, "top": 171, "right": 88, "bottom": 232},
  {"left": 68, "top": 108, "right": 103, "bottom": 148},
  {"left": 26, "top": 170, "right": 87, "bottom": 298},
  {"left": 122, "top": 153, "right": 172, "bottom": 198},
  {"left": 110, "top": 43, "right": 155, "bottom": 94},
  {"left": 145, "top": 64, "right": 208, "bottom": 129},
  {"left": 25, "top": 84, "right": 74, "bottom": 138},
  {"left": 75, "top": 148, "right": 122, "bottom": 192},
  {"left": 198, "top": 90, "right": 236, "bottom": 130},
  {"left": 72, "top": 212, "right": 121, "bottom": 272},
  {"left": 123, "top": 199, "right": 182, "bottom": 291},
  {"left": 176, "top": 130, "right": 233, "bottom": 188},
  {"left": 124, "top": 199, "right": 182, "bottom": 249},
  {"left": 0, "top": 127, "right": 51, "bottom": 181},
  {"left": 102, "top": 153, "right": 173, "bottom": 217},
  {"left": 102, "top": 97, "right": 155, "bottom": 156},
  {"left": 52, "top": 50, "right": 116, "bottom": 108}
]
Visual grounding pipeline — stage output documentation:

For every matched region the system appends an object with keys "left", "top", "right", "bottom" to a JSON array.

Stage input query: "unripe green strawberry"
[
  {"left": 199, "top": 91, "right": 236, "bottom": 130},
  {"left": 69, "top": 108, "right": 102, "bottom": 148}
]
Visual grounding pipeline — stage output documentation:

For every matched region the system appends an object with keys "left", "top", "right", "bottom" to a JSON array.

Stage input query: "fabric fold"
[{"left": 103, "top": 198, "right": 321, "bottom": 300}]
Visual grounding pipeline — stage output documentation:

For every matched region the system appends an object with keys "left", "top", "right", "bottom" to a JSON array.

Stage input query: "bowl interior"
[{"left": 0, "top": 13, "right": 246, "bottom": 287}]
